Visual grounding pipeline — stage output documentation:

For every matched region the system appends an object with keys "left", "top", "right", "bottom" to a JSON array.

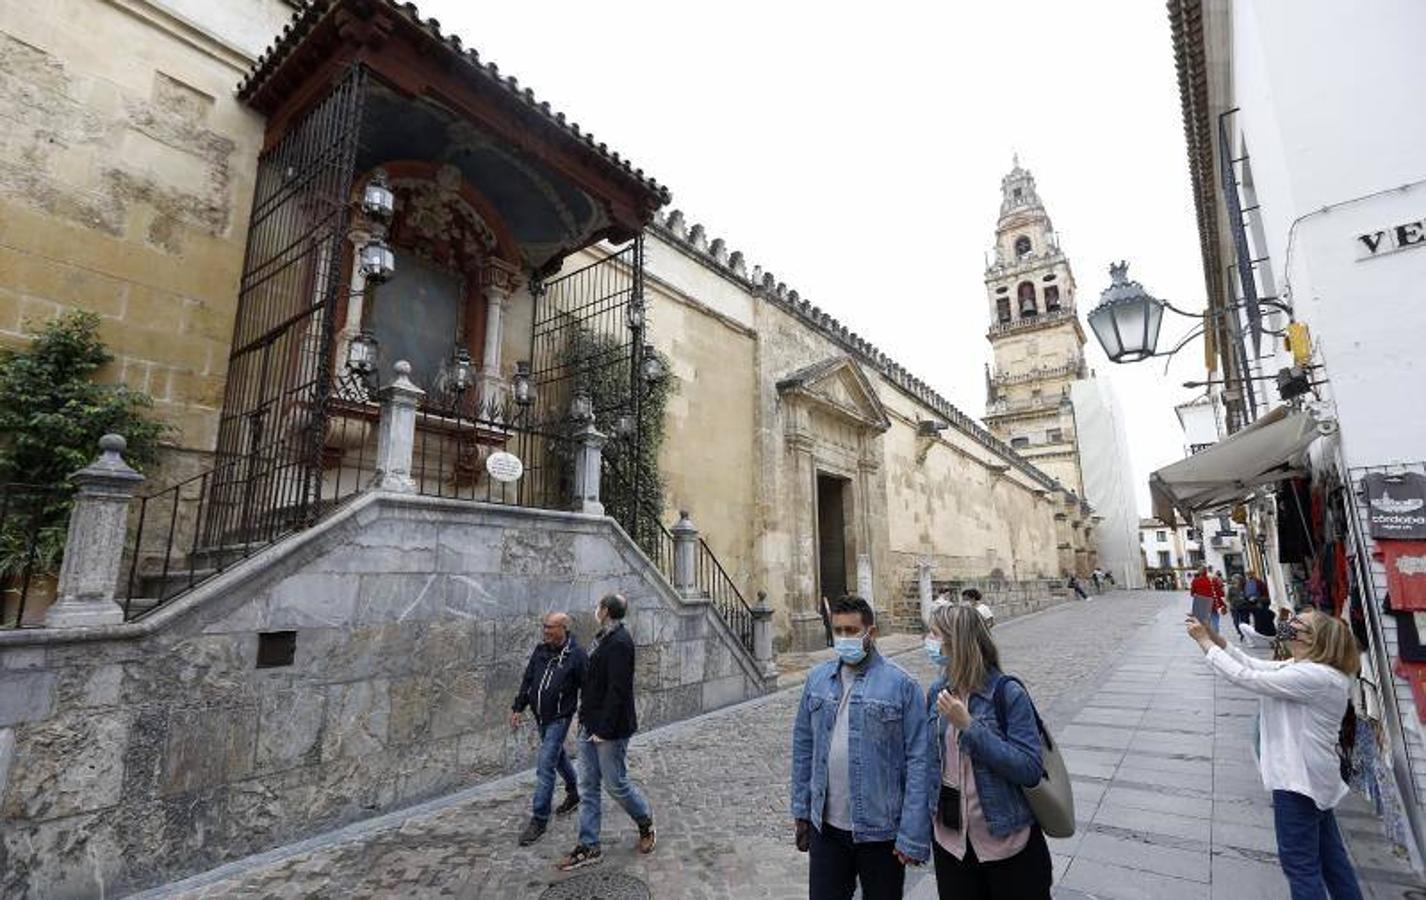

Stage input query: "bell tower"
[{"left": 983, "top": 157, "right": 1088, "bottom": 494}]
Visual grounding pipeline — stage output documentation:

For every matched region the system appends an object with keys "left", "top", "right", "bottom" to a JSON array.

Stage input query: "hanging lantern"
[
  {"left": 359, "top": 239, "right": 396, "bottom": 284},
  {"left": 1087, "top": 262, "right": 1166, "bottom": 363},
  {"left": 615, "top": 412, "right": 635, "bottom": 438},
  {"left": 511, "top": 360, "right": 535, "bottom": 407},
  {"left": 570, "top": 392, "right": 594, "bottom": 423},
  {"left": 361, "top": 170, "right": 395, "bottom": 222},
  {"left": 449, "top": 347, "right": 473, "bottom": 393},
  {"left": 346, "top": 329, "right": 378, "bottom": 376},
  {"left": 626, "top": 299, "right": 646, "bottom": 330},
  {"left": 639, "top": 343, "right": 665, "bottom": 384}
]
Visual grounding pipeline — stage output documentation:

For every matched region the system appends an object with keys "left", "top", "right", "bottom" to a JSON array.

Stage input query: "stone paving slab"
[{"left": 133, "top": 593, "right": 1422, "bottom": 899}]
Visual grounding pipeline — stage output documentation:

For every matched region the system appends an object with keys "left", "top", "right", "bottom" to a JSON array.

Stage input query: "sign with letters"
[
  {"left": 1356, "top": 216, "right": 1426, "bottom": 260},
  {"left": 485, "top": 451, "right": 524, "bottom": 483}
]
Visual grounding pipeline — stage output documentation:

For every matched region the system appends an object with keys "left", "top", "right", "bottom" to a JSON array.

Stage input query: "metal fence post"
[
  {"left": 671, "top": 510, "right": 699, "bottom": 597},
  {"left": 371, "top": 360, "right": 425, "bottom": 493},
  {"left": 44, "top": 435, "right": 144, "bottom": 628}
]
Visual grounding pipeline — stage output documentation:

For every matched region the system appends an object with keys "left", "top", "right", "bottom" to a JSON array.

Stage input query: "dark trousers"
[
  {"left": 932, "top": 827, "right": 1052, "bottom": 900},
  {"left": 808, "top": 823, "right": 905, "bottom": 900},
  {"left": 1272, "top": 790, "right": 1364, "bottom": 900}
]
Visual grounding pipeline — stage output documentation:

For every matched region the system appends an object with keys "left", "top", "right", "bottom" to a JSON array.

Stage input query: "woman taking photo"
[
  {"left": 923, "top": 604, "right": 1052, "bottom": 899},
  {"left": 1186, "top": 610, "right": 1364, "bottom": 899}
]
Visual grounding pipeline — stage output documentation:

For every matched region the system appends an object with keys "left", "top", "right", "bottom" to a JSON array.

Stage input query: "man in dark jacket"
[
  {"left": 512, "top": 612, "right": 586, "bottom": 846},
  {"left": 556, "top": 593, "right": 656, "bottom": 871}
]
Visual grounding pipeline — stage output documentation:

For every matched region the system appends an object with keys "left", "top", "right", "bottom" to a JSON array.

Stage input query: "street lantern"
[
  {"left": 639, "top": 343, "right": 664, "bottom": 384},
  {"left": 361, "top": 170, "right": 395, "bottom": 223},
  {"left": 346, "top": 329, "right": 378, "bottom": 378},
  {"left": 359, "top": 238, "right": 396, "bottom": 284},
  {"left": 1087, "top": 262, "right": 1165, "bottom": 363},
  {"left": 511, "top": 360, "right": 535, "bottom": 407}
]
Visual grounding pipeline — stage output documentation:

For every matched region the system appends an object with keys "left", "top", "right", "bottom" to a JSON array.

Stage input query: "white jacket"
[{"left": 1204, "top": 643, "right": 1349, "bottom": 810}]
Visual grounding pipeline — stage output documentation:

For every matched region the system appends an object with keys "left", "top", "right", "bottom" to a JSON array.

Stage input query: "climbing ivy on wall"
[{"left": 559, "top": 326, "right": 673, "bottom": 552}]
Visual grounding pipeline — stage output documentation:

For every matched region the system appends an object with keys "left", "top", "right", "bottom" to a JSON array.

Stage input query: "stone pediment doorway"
[
  {"left": 776, "top": 356, "right": 892, "bottom": 433},
  {"left": 776, "top": 357, "right": 890, "bottom": 650}
]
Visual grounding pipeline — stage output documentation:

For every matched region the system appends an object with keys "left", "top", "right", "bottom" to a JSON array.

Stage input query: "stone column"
[
  {"left": 44, "top": 435, "right": 145, "bottom": 628},
  {"left": 571, "top": 421, "right": 607, "bottom": 516},
  {"left": 917, "top": 559, "right": 934, "bottom": 626},
  {"left": 371, "top": 360, "right": 425, "bottom": 493},
  {"left": 671, "top": 510, "right": 699, "bottom": 598},
  {"left": 751, "top": 590, "right": 778, "bottom": 678},
  {"left": 478, "top": 282, "right": 510, "bottom": 407},
  {"left": 786, "top": 431, "right": 824, "bottom": 651}
]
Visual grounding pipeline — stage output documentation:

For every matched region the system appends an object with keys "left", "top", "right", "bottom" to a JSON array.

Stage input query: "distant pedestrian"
[
  {"left": 1228, "top": 574, "right": 1251, "bottom": 640},
  {"left": 1189, "top": 566, "right": 1215, "bottom": 625},
  {"left": 961, "top": 587, "right": 995, "bottom": 629},
  {"left": 791, "top": 595, "right": 930, "bottom": 899},
  {"left": 1090, "top": 569, "right": 1102, "bottom": 594},
  {"left": 819, "top": 595, "right": 834, "bottom": 648},
  {"left": 511, "top": 612, "right": 586, "bottom": 846},
  {"left": 1274, "top": 607, "right": 1295, "bottom": 660},
  {"left": 1210, "top": 570, "right": 1227, "bottom": 633},
  {"left": 1068, "top": 576, "right": 1088, "bottom": 601},
  {"left": 924, "top": 603, "right": 1053, "bottom": 899},
  {"left": 557, "top": 594, "right": 656, "bottom": 871},
  {"left": 1186, "top": 611, "right": 1364, "bottom": 899}
]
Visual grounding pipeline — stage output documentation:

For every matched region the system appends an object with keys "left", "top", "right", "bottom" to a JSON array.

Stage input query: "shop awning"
[{"left": 1150, "top": 407, "right": 1331, "bottom": 524}]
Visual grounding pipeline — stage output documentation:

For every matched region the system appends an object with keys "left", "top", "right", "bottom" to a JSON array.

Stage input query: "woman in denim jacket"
[{"left": 923, "top": 603, "right": 1052, "bottom": 899}]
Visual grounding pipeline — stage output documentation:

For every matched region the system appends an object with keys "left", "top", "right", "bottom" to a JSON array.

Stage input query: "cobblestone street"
[{"left": 137, "top": 592, "right": 1418, "bottom": 899}]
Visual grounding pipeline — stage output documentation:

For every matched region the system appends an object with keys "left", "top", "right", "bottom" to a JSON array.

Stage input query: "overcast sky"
[{"left": 424, "top": 0, "right": 1211, "bottom": 515}]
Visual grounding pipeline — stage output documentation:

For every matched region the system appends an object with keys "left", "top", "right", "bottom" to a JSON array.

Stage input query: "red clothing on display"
[
  {"left": 1394, "top": 659, "right": 1426, "bottom": 723},
  {"left": 1382, "top": 541, "right": 1426, "bottom": 612}
]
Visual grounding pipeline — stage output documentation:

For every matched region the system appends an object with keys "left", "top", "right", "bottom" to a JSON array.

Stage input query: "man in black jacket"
[
  {"left": 511, "top": 612, "right": 586, "bottom": 846},
  {"left": 556, "top": 593, "right": 656, "bottom": 870}
]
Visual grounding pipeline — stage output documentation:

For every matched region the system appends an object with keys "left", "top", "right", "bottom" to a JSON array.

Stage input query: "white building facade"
[{"left": 1170, "top": 0, "right": 1426, "bottom": 868}]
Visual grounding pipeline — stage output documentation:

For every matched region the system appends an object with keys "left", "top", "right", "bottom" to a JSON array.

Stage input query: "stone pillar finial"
[
  {"left": 671, "top": 510, "right": 699, "bottom": 597},
  {"left": 372, "top": 361, "right": 425, "bottom": 493},
  {"left": 570, "top": 421, "right": 607, "bottom": 516},
  {"left": 45, "top": 434, "right": 145, "bottom": 628},
  {"left": 751, "top": 590, "right": 778, "bottom": 677}
]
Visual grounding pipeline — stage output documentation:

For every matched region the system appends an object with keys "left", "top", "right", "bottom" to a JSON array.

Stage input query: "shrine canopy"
[{"left": 238, "top": 0, "right": 670, "bottom": 273}]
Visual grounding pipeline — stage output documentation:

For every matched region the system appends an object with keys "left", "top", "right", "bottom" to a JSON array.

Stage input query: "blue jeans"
[
  {"left": 577, "top": 728, "right": 651, "bottom": 848},
  {"left": 531, "top": 717, "right": 578, "bottom": 822},
  {"left": 1272, "top": 790, "right": 1364, "bottom": 900}
]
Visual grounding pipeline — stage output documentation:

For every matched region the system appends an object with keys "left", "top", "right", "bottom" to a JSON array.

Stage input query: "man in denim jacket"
[{"left": 790, "top": 595, "right": 930, "bottom": 899}]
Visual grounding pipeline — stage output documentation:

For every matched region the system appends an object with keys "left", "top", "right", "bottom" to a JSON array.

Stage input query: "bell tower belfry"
[{"left": 983, "top": 158, "right": 1088, "bottom": 494}]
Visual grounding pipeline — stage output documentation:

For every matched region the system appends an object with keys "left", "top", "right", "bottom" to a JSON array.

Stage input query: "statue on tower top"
[{"left": 999, "top": 155, "right": 1043, "bottom": 219}]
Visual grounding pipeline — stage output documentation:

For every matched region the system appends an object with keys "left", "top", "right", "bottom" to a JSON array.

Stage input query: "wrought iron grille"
[
  {"left": 529, "top": 240, "right": 641, "bottom": 429},
  {"left": 205, "top": 66, "right": 367, "bottom": 551},
  {"left": 0, "top": 483, "right": 66, "bottom": 628}
]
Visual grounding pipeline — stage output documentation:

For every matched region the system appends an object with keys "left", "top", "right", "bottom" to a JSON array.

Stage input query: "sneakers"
[
  {"left": 518, "top": 818, "right": 547, "bottom": 847},
  {"left": 556, "top": 844, "right": 602, "bottom": 871},
  {"left": 636, "top": 818, "right": 657, "bottom": 854},
  {"left": 555, "top": 792, "right": 580, "bottom": 817}
]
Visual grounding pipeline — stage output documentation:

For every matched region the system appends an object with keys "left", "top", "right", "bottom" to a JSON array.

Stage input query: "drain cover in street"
[{"left": 540, "top": 871, "right": 651, "bottom": 900}]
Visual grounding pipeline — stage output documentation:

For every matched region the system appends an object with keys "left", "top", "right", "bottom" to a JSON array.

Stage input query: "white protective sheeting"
[{"left": 1150, "top": 407, "right": 1331, "bottom": 524}]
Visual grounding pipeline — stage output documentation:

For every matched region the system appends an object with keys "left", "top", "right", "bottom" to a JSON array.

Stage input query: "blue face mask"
[
  {"left": 924, "top": 636, "right": 948, "bottom": 667},
  {"left": 834, "top": 634, "right": 868, "bottom": 665}
]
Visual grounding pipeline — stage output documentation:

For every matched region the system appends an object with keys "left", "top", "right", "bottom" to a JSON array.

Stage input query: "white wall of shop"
[{"left": 1229, "top": 0, "right": 1426, "bottom": 472}]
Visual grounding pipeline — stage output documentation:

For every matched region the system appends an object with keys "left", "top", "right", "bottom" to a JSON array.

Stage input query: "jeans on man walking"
[
  {"left": 1272, "top": 790, "right": 1364, "bottom": 900},
  {"left": 532, "top": 717, "right": 578, "bottom": 822},
  {"left": 577, "top": 728, "right": 651, "bottom": 848}
]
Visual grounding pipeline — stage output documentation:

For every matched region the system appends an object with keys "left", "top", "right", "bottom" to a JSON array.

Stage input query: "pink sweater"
[{"left": 934, "top": 716, "right": 1032, "bottom": 861}]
